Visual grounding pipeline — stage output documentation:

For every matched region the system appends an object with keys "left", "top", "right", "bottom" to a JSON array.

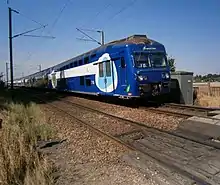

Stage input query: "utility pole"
[
  {"left": 0, "top": 72, "right": 3, "bottom": 81},
  {"left": 6, "top": 62, "right": 9, "bottom": 87},
  {"left": 38, "top": 64, "right": 41, "bottom": 72},
  {"left": 98, "top": 30, "right": 104, "bottom": 46},
  {"left": 7, "top": 6, "right": 52, "bottom": 90},
  {"left": 101, "top": 31, "right": 104, "bottom": 45},
  {"left": 8, "top": 7, "right": 13, "bottom": 89}
]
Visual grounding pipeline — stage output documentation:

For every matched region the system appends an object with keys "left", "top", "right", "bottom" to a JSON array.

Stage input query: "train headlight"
[
  {"left": 165, "top": 73, "right": 170, "bottom": 79},
  {"left": 162, "top": 73, "right": 170, "bottom": 79},
  {"left": 137, "top": 75, "right": 148, "bottom": 81},
  {"left": 138, "top": 76, "right": 144, "bottom": 81}
]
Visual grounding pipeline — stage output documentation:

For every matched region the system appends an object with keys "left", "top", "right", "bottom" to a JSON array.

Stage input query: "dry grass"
[
  {"left": 194, "top": 85, "right": 220, "bottom": 107},
  {"left": 0, "top": 103, "right": 54, "bottom": 185},
  {"left": 195, "top": 94, "right": 220, "bottom": 107}
]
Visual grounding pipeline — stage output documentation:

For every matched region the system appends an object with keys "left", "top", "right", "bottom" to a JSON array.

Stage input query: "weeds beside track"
[{"left": 0, "top": 102, "right": 54, "bottom": 185}]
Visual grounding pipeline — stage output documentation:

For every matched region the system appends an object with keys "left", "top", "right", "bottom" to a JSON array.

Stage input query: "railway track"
[
  {"left": 141, "top": 103, "right": 220, "bottom": 119},
  {"left": 22, "top": 88, "right": 220, "bottom": 146},
  {"left": 22, "top": 89, "right": 220, "bottom": 185},
  {"left": 19, "top": 86, "right": 219, "bottom": 119},
  {"left": 141, "top": 106, "right": 194, "bottom": 118},
  {"left": 165, "top": 103, "right": 220, "bottom": 112},
  {"left": 55, "top": 98, "right": 220, "bottom": 148}
]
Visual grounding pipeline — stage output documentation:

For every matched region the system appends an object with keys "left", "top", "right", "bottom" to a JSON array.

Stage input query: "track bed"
[{"left": 19, "top": 88, "right": 220, "bottom": 184}]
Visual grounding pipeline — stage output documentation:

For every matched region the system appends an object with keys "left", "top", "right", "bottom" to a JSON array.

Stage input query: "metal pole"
[
  {"left": 38, "top": 64, "right": 41, "bottom": 72},
  {"left": 101, "top": 31, "right": 104, "bottom": 45},
  {"left": 0, "top": 73, "right": 3, "bottom": 81},
  {"left": 9, "top": 7, "right": 14, "bottom": 90},
  {"left": 6, "top": 62, "right": 9, "bottom": 87}
]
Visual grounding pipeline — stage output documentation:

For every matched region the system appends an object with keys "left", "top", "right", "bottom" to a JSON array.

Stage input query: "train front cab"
[
  {"left": 94, "top": 47, "right": 170, "bottom": 99},
  {"left": 131, "top": 50, "right": 170, "bottom": 99}
]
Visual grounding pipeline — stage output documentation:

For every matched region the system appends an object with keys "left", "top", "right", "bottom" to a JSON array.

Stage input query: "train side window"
[
  {"left": 74, "top": 61, "right": 78, "bottom": 67},
  {"left": 91, "top": 53, "right": 96, "bottom": 58},
  {"left": 121, "top": 57, "right": 126, "bottom": 68},
  {"left": 86, "top": 79, "right": 91, "bottom": 86},
  {"left": 79, "top": 60, "right": 83, "bottom": 66},
  {"left": 84, "top": 57, "right": 89, "bottom": 64},
  {"left": 99, "top": 63, "right": 104, "bottom": 77},
  {"left": 106, "top": 61, "right": 111, "bottom": 77},
  {"left": 80, "top": 76, "right": 84, "bottom": 85},
  {"left": 70, "top": 63, "right": 74, "bottom": 68}
]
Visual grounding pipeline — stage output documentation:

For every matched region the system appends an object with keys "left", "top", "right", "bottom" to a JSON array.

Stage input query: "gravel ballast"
[
  {"left": 39, "top": 103, "right": 170, "bottom": 185},
  {"left": 64, "top": 96, "right": 183, "bottom": 131}
]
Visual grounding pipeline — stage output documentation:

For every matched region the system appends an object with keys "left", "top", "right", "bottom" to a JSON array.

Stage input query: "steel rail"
[
  {"left": 141, "top": 107, "right": 220, "bottom": 121},
  {"left": 59, "top": 99, "right": 220, "bottom": 150},
  {"left": 31, "top": 94, "right": 212, "bottom": 185},
  {"left": 20, "top": 87, "right": 220, "bottom": 147},
  {"left": 140, "top": 106, "right": 192, "bottom": 118},
  {"left": 144, "top": 105, "right": 220, "bottom": 121},
  {"left": 165, "top": 103, "right": 220, "bottom": 111}
]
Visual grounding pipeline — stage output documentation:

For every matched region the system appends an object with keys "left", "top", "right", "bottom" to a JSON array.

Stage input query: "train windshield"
[
  {"left": 133, "top": 53, "right": 151, "bottom": 68},
  {"left": 134, "top": 52, "right": 167, "bottom": 68}
]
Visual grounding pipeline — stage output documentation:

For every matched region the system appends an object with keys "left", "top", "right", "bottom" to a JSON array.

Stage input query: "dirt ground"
[{"left": 40, "top": 104, "right": 169, "bottom": 185}]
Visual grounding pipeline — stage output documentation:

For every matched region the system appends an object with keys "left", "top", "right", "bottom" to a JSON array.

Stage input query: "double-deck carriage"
[{"left": 15, "top": 35, "right": 170, "bottom": 101}]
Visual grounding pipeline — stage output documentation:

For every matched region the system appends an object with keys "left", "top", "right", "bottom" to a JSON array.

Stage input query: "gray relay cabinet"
[{"left": 170, "top": 71, "right": 194, "bottom": 105}]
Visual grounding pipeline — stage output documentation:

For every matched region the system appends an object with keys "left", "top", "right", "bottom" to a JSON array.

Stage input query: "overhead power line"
[
  {"left": 80, "top": 3, "right": 111, "bottom": 28},
  {"left": 6, "top": 0, "right": 45, "bottom": 27},
  {"left": 76, "top": 28, "right": 102, "bottom": 45},
  {"left": 17, "top": 12, "right": 45, "bottom": 27},
  {"left": 48, "top": 0, "right": 72, "bottom": 34},
  {"left": 111, "top": 0, "right": 138, "bottom": 20},
  {"left": 102, "top": 0, "right": 138, "bottom": 28},
  {"left": 22, "top": 34, "right": 55, "bottom": 39},
  {"left": 12, "top": 24, "right": 47, "bottom": 38},
  {"left": 77, "top": 0, "right": 139, "bottom": 46},
  {"left": 76, "top": 28, "right": 105, "bottom": 45},
  {"left": 78, "top": 3, "right": 111, "bottom": 40},
  {"left": 21, "top": 0, "right": 71, "bottom": 68},
  {"left": 7, "top": 7, "right": 54, "bottom": 90}
]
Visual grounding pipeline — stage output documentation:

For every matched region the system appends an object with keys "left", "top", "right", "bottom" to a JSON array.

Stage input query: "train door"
[
  {"left": 119, "top": 57, "right": 127, "bottom": 88},
  {"left": 98, "top": 60, "right": 114, "bottom": 93},
  {"left": 59, "top": 70, "right": 66, "bottom": 90}
]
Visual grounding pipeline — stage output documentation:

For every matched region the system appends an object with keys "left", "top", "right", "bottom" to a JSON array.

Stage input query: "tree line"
[{"left": 194, "top": 74, "right": 220, "bottom": 82}]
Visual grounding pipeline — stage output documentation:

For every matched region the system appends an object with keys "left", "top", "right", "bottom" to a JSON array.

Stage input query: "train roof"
[
  {"left": 81, "top": 34, "right": 157, "bottom": 56},
  {"left": 15, "top": 35, "right": 162, "bottom": 80},
  {"left": 60, "top": 34, "right": 158, "bottom": 61}
]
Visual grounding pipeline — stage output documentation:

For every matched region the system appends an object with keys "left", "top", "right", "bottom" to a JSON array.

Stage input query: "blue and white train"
[{"left": 15, "top": 35, "right": 171, "bottom": 99}]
